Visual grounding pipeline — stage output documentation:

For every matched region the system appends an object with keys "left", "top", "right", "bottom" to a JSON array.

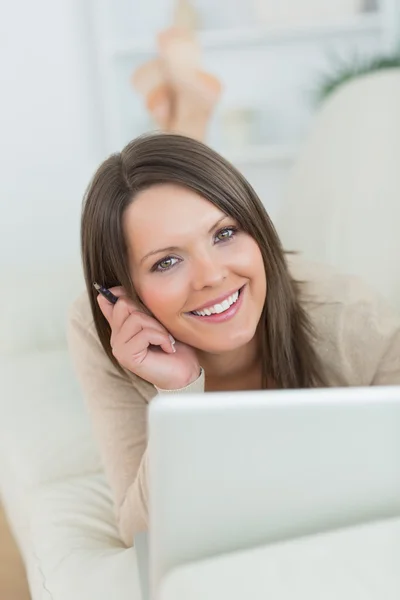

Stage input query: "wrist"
[{"left": 156, "top": 367, "right": 203, "bottom": 393}]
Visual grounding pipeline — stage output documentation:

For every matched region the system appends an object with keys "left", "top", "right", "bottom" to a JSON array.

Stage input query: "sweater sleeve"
[
  {"left": 333, "top": 286, "right": 400, "bottom": 386},
  {"left": 67, "top": 296, "right": 205, "bottom": 547},
  {"left": 370, "top": 306, "right": 400, "bottom": 386}
]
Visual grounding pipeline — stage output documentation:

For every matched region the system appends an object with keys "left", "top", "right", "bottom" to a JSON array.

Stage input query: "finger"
[
  {"left": 134, "top": 328, "right": 175, "bottom": 355},
  {"left": 110, "top": 296, "right": 144, "bottom": 334},
  {"left": 107, "top": 286, "right": 126, "bottom": 299},
  {"left": 114, "top": 312, "right": 168, "bottom": 346},
  {"left": 117, "top": 326, "right": 174, "bottom": 354},
  {"left": 97, "top": 293, "right": 114, "bottom": 325},
  {"left": 96, "top": 286, "right": 127, "bottom": 325},
  {"left": 118, "top": 329, "right": 175, "bottom": 364}
]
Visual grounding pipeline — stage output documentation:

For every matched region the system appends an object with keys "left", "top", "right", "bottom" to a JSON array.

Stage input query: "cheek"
[
  {"left": 236, "top": 238, "right": 265, "bottom": 276},
  {"left": 136, "top": 275, "right": 187, "bottom": 322},
  {"left": 240, "top": 241, "right": 267, "bottom": 302}
]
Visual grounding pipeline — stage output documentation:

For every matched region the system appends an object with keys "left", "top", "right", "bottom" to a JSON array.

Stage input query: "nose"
[{"left": 191, "top": 250, "right": 228, "bottom": 291}]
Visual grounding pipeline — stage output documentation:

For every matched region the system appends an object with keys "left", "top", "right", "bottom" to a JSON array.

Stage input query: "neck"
[{"left": 196, "top": 336, "right": 261, "bottom": 391}]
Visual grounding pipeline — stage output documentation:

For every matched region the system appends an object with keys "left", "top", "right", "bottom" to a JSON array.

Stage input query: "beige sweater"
[{"left": 67, "top": 256, "right": 400, "bottom": 546}]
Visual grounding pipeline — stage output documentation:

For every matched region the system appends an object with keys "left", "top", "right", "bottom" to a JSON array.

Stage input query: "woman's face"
[{"left": 124, "top": 183, "right": 266, "bottom": 354}]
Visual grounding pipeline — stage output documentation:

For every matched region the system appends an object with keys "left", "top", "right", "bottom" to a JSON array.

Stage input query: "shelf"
[
  {"left": 109, "top": 13, "right": 382, "bottom": 58},
  {"left": 222, "top": 143, "right": 300, "bottom": 165}
]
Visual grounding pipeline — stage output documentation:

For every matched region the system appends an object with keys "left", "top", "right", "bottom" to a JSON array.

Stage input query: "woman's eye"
[
  {"left": 215, "top": 227, "right": 237, "bottom": 242},
  {"left": 153, "top": 256, "right": 179, "bottom": 272}
]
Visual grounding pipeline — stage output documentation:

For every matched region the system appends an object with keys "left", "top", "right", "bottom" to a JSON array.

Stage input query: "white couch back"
[
  {"left": 0, "top": 264, "right": 85, "bottom": 356},
  {"left": 277, "top": 70, "right": 400, "bottom": 311}
]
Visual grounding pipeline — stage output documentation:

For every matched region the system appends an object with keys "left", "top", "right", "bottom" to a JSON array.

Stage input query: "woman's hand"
[{"left": 97, "top": 287, "right": 201, "bottom": 390}]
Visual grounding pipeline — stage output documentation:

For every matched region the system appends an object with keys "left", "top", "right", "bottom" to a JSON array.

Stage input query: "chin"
[{"left": 194, "top": 329, "right": 256, "bottom": 354}]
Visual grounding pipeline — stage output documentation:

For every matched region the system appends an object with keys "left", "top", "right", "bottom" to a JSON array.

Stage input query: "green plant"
[{"left": 316, "top": 50, "right": 400, "bottom": 103}]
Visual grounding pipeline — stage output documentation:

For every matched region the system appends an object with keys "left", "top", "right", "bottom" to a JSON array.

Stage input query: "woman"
[{"left": 68, "top": 132, "right": 400, "bottom": 548}]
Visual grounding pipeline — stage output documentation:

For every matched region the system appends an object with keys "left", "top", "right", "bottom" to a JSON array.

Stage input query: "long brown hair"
[{"left": 81, "top": 133, "right": 327, "bottom": 388}]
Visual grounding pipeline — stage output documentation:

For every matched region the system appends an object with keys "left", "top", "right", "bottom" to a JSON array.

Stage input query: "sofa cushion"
[
  {"left": 28, "top": 473, "right": 141, "bottom": 600},
  {"left": 0, "top": 350, "right": 101, "bottom": 489},
  {"left": 0, "top": 264, "right": 85, "bottom": 356},
  {"left": 0, "top": 349, "right": 102, "bottom": 560},
  {"left": 277, "top": 70, "right": 400, "bottom": 310}
]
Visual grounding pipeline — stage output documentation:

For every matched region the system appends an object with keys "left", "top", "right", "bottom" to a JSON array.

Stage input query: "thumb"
[
  {"left": 96, "top": 293, "right": 114, "bottom": 324},
  {"left": 95, "top": 285, "right": 128, "bottom": 325}
]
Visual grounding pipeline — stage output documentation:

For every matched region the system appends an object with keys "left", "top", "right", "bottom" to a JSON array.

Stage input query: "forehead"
[
  {"left": 127, "top": 183, "right": 223, "bottom": 224},
  {"left": 123, "top": 183, "right": 226, "bottom": 251}
]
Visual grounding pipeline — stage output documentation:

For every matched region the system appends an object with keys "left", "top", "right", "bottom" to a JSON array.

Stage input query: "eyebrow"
[{"left": 140, "top": 215, "right": 228, "bottom": 264}]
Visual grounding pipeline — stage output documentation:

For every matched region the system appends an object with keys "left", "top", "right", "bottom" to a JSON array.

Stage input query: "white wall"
[
  {"left": 0, "top": 0, "right": 104, "bottom": 269},
  {"left": 0, "top": 0, "right": 395, "bottom": 272},
  {"left": 0, "top": 0, "right": 289, "bottom": 274}
]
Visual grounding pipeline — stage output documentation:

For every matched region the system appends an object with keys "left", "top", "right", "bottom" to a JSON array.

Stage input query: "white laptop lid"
[{"left": 148, "top": 386, "right": 400, "bottom": 595}]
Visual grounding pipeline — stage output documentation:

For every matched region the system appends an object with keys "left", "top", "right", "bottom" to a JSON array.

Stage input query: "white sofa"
[
  {"left": 1, "top": 265, "right": 400, "bottom": 600},
  {"left": 1, "top": 72, "right": 400, "bottom": 599},
  {"left": 0, "top": 266, "right": 142, "bottom": 599},
  {"left": 276, "top": 69, "right": 400, "bottom": 310}
]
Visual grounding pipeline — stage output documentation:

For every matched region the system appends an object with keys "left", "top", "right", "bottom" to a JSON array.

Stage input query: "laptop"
[{"left": 137, "top": 385, "right": 400, "bottom": 599}]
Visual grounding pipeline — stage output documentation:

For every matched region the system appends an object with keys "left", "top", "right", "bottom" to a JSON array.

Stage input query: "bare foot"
[
  {"left": 132, "top": 59, "right": 171, "bottom": 129},
  {"left": 132, "top": 28, "right": 221, "bottom": 140},
  {"left": 169, "top": 71, "right": 221, "bottom": 141},
  {"left": 157, "top": 27, "right": 222, "bottom": 141}
]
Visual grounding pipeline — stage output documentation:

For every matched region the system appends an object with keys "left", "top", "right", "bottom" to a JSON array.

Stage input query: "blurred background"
[
  {"left": 1, "top": 0, "right": 399, "bottom": 272},
  {"left": 0, "top": 1, "right": 400, "bottom": 598}
]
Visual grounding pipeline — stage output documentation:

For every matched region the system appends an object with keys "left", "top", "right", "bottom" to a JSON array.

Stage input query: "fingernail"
[{"left": 169, "top": 334, "right": 176, "bottom": 346}]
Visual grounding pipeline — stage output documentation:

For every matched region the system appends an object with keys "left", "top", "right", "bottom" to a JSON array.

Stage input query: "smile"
[{"left": 188, "top": 286, "right": 245, "bottom": 322}]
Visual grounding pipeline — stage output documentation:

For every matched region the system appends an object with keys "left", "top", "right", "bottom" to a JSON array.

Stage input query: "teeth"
[{"left": 192, "top": 290, "right": 240, "bottom": 317}]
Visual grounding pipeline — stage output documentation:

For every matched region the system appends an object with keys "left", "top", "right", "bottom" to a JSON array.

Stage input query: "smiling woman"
[
  {"left": 68, "top": 132, "right": 400, "bottom": 546},
  {"left": 79, "top": 133, "right": 325, "bottom": 391},
  {"left": 122, "top": 184, "right": 268, "bottom": 365}
]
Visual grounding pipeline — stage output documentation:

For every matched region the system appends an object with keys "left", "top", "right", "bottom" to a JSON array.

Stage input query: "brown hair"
[{"left": 81, "top": 133, "right": 327, "bottom": 388}]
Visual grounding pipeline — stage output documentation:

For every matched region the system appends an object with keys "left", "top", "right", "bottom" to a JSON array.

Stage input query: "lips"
[
  {"left": 187, "top": 286, "right": 245, "bottom": 323},
  {"left": 188, "top": 287, "right": 243, "bottom": 314}
]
